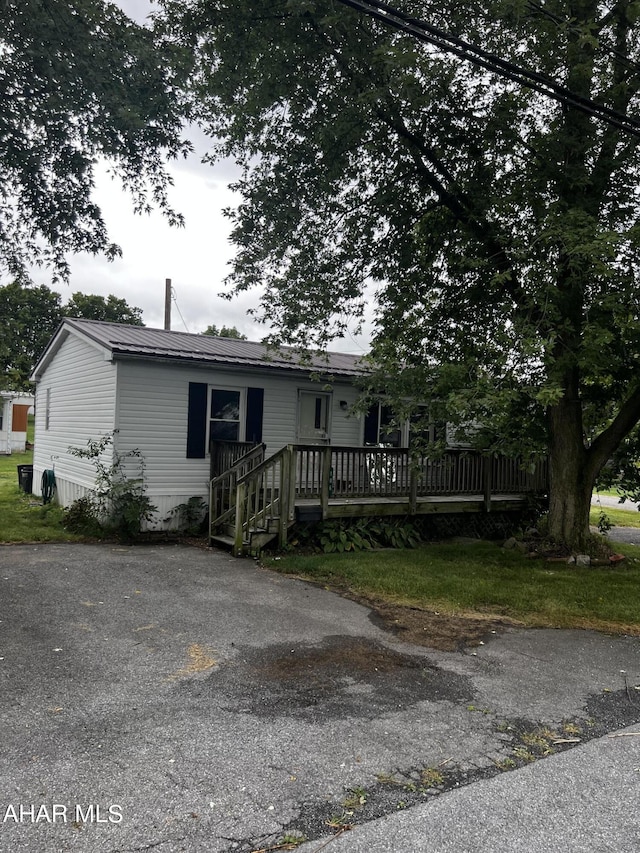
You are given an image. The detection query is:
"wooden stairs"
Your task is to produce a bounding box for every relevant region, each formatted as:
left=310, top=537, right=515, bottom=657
left=209, top=444, right=298, bottom=556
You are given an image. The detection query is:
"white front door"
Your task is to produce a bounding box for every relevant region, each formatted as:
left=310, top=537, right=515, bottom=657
left=297, top=391, right=331, bottom=444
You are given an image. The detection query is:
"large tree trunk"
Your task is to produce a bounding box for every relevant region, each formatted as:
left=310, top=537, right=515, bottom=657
left=547, top=393, right=593, bottom=552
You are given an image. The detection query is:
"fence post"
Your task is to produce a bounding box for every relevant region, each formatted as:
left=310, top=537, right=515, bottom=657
left=321, top=445, right=331, bottom=519
left=483, top=453, right=492, bottom=513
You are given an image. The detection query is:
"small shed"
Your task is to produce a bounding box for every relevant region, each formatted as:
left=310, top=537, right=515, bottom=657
left=0, top=391, right=34, bottom=454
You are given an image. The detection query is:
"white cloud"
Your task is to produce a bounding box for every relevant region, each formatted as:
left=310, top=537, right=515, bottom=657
left=60, top=150, right=264, bottom=338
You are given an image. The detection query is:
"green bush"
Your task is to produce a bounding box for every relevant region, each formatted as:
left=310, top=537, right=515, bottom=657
left=68, top=434, right=156, bottom=539
left=62, top=495, right=104, bottom=536
left=292, top=517, right=423, bottom=554
left=168, top=496, right=208, bottom=534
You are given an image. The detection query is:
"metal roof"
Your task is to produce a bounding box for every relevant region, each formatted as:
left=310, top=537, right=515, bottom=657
left=58, top=318, right=367, bottom=378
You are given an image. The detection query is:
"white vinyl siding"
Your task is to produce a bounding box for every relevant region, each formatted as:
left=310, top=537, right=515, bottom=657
left=32, top=332, right=117, bottom=504
left=113, top=360, right=363, bottom=523
left=32, top=334, right=364, bottom=528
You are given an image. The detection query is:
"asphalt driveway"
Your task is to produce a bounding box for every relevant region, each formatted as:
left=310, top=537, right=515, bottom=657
left=1, top=543, right=639, bottom=852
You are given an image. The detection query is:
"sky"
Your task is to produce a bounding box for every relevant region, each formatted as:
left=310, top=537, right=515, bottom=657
left=26, top=0, right=372, bottom=355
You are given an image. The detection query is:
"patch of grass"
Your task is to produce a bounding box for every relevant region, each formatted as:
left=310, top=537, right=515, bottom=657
left=520, top=728, right=557, bottom=755
left=589, top=505, right=640, bottom=529
left=593, top=488, right=625, bottom=499
left=341, top=786, right=367, bottom=810
left=263, top=540, right=640, bottom=634
left=420, top=767, right=444, bottom=788
left=0, top=446, right=81, bottom=543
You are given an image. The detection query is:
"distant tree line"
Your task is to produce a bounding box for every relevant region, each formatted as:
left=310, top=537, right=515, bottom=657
left=0, top=281, right=144, bottom=391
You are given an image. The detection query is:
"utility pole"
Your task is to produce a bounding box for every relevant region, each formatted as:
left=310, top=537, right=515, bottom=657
left=164, top=278, right=171, bottom=331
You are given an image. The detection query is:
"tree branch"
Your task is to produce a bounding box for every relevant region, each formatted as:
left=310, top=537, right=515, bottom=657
left=587, top=383, right=640, bottom=478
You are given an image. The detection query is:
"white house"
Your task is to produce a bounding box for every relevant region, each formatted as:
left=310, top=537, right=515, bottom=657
left=30, top=318, right=370, bottom=526
left=0, top=391, right=34, bottom=454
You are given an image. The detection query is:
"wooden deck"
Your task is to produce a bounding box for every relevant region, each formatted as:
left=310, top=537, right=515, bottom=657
left=295, top=493, right=533, bottom=521
left=209, top=444, right=548, bottom=556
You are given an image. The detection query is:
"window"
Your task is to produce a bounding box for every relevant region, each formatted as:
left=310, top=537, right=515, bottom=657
left=363, top=403, right=404, bottom=447
left=209, top=388, right=241, bottom=442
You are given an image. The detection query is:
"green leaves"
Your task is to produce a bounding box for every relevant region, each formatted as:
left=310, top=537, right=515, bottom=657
left=162, top=0, right=640, bottom=546
left=0, top=0, right=191, bottom=280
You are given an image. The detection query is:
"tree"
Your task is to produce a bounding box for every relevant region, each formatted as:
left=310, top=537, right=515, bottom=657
left=0, top=282, right=62, bottom=390
left=0, top=282, right=144, bottom=389
left=161, top=0, right=640, bottom=551
left=202, top=324, right=247, bottom=339
left=0, top=0, right=190, bottom=282
left=64, top=293, right=144, bottom=326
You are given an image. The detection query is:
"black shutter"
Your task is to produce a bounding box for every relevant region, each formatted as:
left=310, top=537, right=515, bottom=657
left=186, top=382, right=208, bottom=458
left=245, top=387, right=264, bottom=443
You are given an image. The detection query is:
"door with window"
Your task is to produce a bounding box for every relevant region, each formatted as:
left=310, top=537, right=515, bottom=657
left=297, top=391, right=331, bottom=444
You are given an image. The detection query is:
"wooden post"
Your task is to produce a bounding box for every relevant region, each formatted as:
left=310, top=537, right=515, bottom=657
left=321, top=445, right=331, bottom=520
left=209, top=476, right=214, bottom=543
left=409, top=463, right=417, bottom=515
left=288, top=446, right=297, bottom=523
left=233, top=481, right=246, bottom=556
left=279, top=446, right=290, bottom=549
left=483, top=453, right=492, bottom=513
left=164, top=278, right=172, bottom=330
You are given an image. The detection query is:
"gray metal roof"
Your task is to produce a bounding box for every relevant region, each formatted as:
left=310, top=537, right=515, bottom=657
left=58, top=318, right=367, bottom=378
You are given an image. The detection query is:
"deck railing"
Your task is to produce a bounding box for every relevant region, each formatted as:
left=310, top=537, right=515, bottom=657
left=214, top=444, right=549, bottom=554
left=295, top=446, right=547, bottom=502
left=210, top=439, right=262, bottom=478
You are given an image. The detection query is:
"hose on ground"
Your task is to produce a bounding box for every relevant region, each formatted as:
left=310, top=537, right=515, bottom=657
left=41, top=469, right=56, bottom=504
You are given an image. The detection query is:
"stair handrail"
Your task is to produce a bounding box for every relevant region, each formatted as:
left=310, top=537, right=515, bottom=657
left=234, top=445, right=295, bottom=555
left=209, top=443, right=266, bottom=538
left=210, top=442, right=265, bottom=490
left=235, top=444, right=289, bottom=488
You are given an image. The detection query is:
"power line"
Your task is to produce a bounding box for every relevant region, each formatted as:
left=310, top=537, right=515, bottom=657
left=526, top=0, right=640, bottom=78
left=334, top=0, right=640, bottom=138
left=171, top=286, right=189, bottom=332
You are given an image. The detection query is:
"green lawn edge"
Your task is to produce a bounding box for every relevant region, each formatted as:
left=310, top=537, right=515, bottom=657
left=263, top=539, right=640, bottom=635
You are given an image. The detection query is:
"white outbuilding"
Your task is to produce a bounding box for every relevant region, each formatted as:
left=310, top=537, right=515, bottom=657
left=0, top=391, right=34, bottom=455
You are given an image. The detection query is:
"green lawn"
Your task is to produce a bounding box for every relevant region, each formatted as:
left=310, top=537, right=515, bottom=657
left=3, top=420, right=640, bottom=634
left=264, top=540, right=640, bottom=635
left=590, top=505, right=640, bottom=529
left=0, top=426, right=81, bottom=542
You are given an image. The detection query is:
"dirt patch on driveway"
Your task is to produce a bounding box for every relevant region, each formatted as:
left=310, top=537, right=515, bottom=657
left=343, top=593, right=523, bottom=651
left=187, top=636, right=474, bottom=720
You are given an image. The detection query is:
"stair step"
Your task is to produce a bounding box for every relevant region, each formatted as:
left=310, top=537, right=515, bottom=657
left=209, top=534, right=238, bottom=550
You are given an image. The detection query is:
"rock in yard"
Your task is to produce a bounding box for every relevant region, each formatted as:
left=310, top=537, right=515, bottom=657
left=575, top=554, right=591, bottom=567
